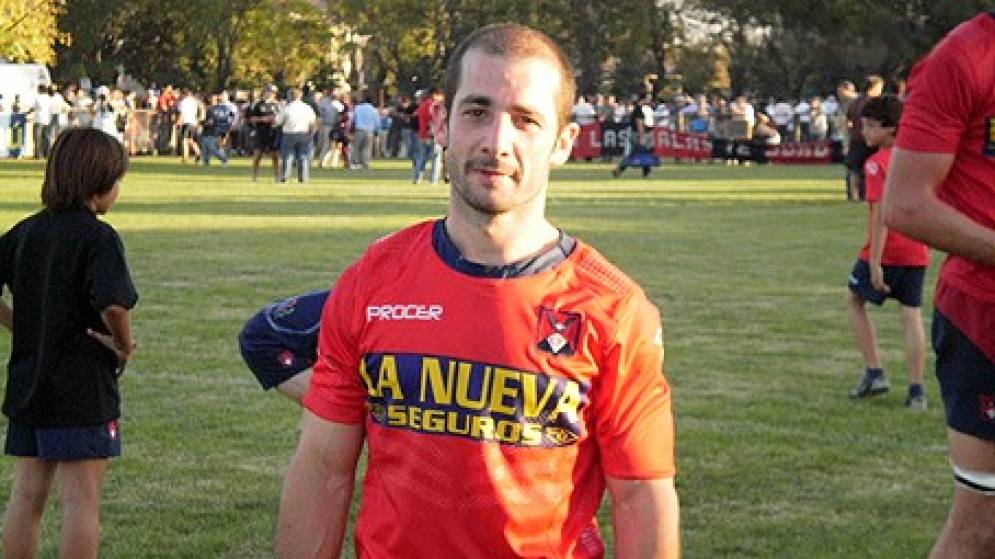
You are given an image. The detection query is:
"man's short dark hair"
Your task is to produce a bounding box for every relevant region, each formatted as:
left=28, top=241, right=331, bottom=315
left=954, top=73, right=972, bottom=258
left=444, top=24, right=577, bottom=128
left=860, top=94, right=903, bottom=129
left=41, top=128, right=128, bottom=212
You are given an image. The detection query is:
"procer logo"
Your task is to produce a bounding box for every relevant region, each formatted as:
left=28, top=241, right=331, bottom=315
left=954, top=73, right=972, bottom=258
left=367, top=304, right=444, bottom=322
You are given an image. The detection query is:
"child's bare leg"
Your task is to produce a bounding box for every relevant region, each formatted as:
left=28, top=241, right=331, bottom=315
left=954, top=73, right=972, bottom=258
left=3, top=457, right=57, bottom=559
left=58, top=459, right=108, bottom=559
left=901, top=306, right=926, bottom=386
left=847, top=291, right=881, bottom=368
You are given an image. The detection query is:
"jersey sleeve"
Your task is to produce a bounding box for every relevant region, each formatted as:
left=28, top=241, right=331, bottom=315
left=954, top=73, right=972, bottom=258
left=302, top=264, right=369, bottom=424
left=897, top=38, right=975, bottom=154
left=592, top=292, right=675, bottom=479
left=863, top=156, right=885, bottom=203
left=86, top=226, right=138, bottom=312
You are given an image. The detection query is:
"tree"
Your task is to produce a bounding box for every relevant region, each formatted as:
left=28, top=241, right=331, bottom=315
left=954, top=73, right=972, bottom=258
left=0, top=0, right=64, bottom=64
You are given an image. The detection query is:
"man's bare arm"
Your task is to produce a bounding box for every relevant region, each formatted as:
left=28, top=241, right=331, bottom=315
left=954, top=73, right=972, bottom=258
left=608, top=476, right=680, bottom=559
left=276, top=411, right=364, bottom=559
left=883, top=148, right=995, bottom=266
left=87, top=305, right=137, bottom=372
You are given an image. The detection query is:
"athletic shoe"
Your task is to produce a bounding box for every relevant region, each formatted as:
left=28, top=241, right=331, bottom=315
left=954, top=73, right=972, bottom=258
left=905, top=394, right=927, bottom=411
left=849, top=372, right=890, bottom=398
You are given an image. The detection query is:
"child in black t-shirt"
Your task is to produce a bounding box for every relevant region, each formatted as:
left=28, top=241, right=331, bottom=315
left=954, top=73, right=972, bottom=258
left=0, top=128, right=138, bottom=558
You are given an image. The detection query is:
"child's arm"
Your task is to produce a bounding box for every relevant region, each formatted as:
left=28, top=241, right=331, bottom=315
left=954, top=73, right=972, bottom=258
left=868, top=201, right=891, bottom=294
left=0, top=299, right=11, bottom=332
left=87, top=304, right=137, bottom=374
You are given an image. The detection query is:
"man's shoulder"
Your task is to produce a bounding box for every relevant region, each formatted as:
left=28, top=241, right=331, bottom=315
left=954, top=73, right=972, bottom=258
left=356, top=221, right=434, bottom=266
left=568, top=241, right=643, bottom=301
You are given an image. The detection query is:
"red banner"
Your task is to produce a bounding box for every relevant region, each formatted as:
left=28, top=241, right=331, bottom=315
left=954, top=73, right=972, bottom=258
left=570, top=122, right=836, bottom=164
left=652, top=129, right=712, bottom=160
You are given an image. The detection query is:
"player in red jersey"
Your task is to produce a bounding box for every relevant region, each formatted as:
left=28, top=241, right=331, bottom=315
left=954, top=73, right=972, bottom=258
left=276, top=24, right=679, bottom=559
left=883, top=12, right=995, bottom=559
left=845, top=95, right=929, bottom=408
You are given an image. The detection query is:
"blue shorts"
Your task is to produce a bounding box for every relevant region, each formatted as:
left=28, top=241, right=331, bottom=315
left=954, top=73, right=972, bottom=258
left=847, top=260, right=925, bottom=307
left=933, top=311, right=995, bottom=441
left=4, top=420, right=122, bottom=460
left=238, top=290, right=328, bottom=390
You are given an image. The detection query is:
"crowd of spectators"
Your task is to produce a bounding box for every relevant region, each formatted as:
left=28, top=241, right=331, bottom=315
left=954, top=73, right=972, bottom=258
left=0, top=74, right=896, bottom=186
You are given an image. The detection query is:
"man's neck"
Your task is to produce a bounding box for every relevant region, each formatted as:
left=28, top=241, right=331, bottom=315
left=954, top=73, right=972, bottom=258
left=444, top=207, right=559, bottom=266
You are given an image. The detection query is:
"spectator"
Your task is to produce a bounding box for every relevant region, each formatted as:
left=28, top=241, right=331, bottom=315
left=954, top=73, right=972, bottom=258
left=274, top=88, right=317, bottom=183
left=248, top=85, right=281, bottom=182
left=794, top=97, right=812, bottom=140
left=349, top=95, right=379, bottom=170
left=809, top=96, right=829, bottom=141
left=845, top=75, right=886, bottom=201
left=200, top=93, right=232, bottom=166
left=412, top=87, right=443, bottom=184
left=315, top=89, right=340, bottom=167
left=176, top=88, right=202, bottom=163
left=29, top=85, right=52, bottom=158
left=571, top=95, right=597, bottom=124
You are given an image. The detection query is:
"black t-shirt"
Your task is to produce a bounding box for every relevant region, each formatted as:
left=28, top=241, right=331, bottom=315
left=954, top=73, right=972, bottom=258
left=404, top=103, right=419, bottom=131
left=249, top=100, right=280, bottom=132
left=0, top=209, right=138, bottom=427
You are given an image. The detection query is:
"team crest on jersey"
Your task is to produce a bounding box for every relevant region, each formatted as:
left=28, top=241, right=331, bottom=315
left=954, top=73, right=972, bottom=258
left=985, top=117, right=995, bottom=157
left=981, top=395, right=995, bottom=422
left=536, top=308, right=582, bottom=356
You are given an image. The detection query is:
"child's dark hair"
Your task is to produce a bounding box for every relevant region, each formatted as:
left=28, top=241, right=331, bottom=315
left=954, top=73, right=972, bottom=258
left=41, top=128, right=128, bottom=212
left=860, top=95, right=904, bottom=129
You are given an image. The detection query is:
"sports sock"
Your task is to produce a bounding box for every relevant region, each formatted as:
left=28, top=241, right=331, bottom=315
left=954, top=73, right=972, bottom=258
left=908, top=383, right=924, bottom=397
left=865, top=367, right=884, bottom=379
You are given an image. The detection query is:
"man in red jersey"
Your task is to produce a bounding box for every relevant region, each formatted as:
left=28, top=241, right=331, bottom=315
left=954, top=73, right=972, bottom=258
left=276, top=24, right=679, bottom=559
left=883, top=12, right=995, bottom=559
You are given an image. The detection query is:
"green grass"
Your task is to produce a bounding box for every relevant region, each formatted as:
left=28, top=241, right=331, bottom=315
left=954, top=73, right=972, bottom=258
left=0, top=157, right=950, bottom=557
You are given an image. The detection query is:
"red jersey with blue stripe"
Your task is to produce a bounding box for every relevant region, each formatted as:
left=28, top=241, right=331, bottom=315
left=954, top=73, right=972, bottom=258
left=896, top=12, right=995, bottom=359
left=303, top=220, right=675, bottom=558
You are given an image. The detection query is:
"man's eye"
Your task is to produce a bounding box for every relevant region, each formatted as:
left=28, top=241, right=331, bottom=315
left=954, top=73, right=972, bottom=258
left=464, top=108, right=486, bottom=118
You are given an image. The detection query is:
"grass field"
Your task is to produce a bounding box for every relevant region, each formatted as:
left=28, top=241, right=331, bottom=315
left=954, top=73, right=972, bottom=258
left=0, top=157, right=952, bottom=557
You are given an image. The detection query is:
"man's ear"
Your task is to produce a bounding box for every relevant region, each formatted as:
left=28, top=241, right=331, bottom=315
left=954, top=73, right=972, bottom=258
left=549, top=122, right=580, bottom=166
left=431, top=102, right=449, bottom=149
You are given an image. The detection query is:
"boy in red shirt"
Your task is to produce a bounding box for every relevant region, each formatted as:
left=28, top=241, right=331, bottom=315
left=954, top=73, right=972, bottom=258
left=846, top=95, right=929, bottom=409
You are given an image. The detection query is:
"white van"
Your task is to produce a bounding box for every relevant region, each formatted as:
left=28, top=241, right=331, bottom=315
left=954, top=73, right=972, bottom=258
left=0, top=63, right=52, bottom=111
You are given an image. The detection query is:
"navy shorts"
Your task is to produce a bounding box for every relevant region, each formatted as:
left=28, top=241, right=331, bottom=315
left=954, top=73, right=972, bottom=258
left=847, top=260, right=925, bottom=307
left=5, top=420, right=121, bottom=460
left=238, top=290, right=328, bottom=390
left=933, top=311, right=995, bottom=441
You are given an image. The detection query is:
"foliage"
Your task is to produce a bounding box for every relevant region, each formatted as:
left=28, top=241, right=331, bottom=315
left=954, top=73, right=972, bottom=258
left=53, top=0, right=331, bottom=91
left=0, top=0, right=64, bottom=64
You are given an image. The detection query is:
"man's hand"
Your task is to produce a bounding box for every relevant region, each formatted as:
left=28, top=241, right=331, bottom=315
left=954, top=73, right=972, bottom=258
left=87, top=328, right=137, bottom=375
left=869, top=263, right=890, bottom=294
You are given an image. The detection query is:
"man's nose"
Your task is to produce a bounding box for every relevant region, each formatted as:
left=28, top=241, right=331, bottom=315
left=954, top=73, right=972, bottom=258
left=480, top=113, right=514, bottom=157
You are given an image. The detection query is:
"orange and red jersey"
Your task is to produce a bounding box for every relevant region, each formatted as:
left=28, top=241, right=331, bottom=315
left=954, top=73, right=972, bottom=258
left=303, top=220, right=675, bottom=558
left=896, top=12, right=995, bottom=360
left=858, top=147, right=930, bottom=266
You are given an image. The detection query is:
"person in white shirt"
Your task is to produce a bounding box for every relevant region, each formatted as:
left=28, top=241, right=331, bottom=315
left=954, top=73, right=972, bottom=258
left=49, top=85, right=69, bottom=146
left=30, top=86, right=52, bottom=158
left=273, top=88, right=317, bottom=183
left=570, top=95, right=597, bottom=125
left=771, top=99, right=794, bottom=139
left=177, top=89, right=202, bottom=162
left=809, top=96, right=829, bottom=141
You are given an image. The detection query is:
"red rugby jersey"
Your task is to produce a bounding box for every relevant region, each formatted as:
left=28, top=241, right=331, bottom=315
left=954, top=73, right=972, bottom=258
left=303, top=220, right=675, bottom=558
left=895, top=12, right=995, bottom=359
left=859, top=147, right=930, bottom=266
